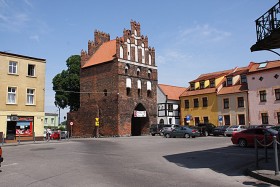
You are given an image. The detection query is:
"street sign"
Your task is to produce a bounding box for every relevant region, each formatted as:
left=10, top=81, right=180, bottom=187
left=95, top=122, right=99, bottom=127
left=218, top=115, right=223, bottom=122
left=70, top=122, right=74, bottom=126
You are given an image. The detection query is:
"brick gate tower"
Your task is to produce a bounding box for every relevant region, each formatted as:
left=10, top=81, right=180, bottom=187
left=68, top=21, right=157, bottom=137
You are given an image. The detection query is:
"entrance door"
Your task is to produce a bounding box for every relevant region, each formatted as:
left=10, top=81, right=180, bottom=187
left=131, top=103, right=149, bottom=136
left=7, top=121, right=16, bottom=140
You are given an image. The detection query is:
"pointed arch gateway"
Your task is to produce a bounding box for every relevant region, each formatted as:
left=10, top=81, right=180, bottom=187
left=131, top=103, right=149, bottom=136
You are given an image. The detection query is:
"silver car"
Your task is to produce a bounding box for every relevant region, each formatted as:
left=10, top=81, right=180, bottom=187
left=224, top=125, right=247, bottom=137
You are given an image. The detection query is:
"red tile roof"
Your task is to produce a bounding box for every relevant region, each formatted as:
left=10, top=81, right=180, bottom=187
left=158, top=84, right=186, bottom=100
left=180, top=87, right=216, bottom=97
left=218, top=84, right=248, bottom=95
left=82, top=40, right=116, bottom=68
left=190, top=69, right=233, bottom=83
left=248, top=60, right=280, bottom=73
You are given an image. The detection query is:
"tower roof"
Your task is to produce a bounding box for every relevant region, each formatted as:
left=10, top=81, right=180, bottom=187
left=82, top=40, right=116, bottom=68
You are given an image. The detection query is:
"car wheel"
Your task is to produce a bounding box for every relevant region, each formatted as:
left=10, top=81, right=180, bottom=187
left=204, top=131, right=209, bottom=136
left=185, top=134, right=190, bottom=138
left=151, top=134, right=155, bottom=136
left=238, top=139, right=247, bottom=147
left=165, top=133, right=170, bottom=138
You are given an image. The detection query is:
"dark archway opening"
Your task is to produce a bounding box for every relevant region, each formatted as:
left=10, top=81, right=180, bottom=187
left=131, top=103, right=149, bottom=136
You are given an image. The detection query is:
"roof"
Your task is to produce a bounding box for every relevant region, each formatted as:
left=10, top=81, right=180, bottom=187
left=190, top=69, right=233, bottom=83
left=180, top=87, right=217, bottom=97
left=227, top=66, right=249, bottom=77
left=0, top=51, right=46, bottom=61
left=218, top=84, right=248, bottom=95
left=82, top=40, right=116, bottom=68
left=158, top=84, right=186, bottom=100
left=248, top=60, right=280, bottom=73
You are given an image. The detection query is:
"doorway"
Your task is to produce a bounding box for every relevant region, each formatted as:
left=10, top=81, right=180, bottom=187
left=131, top=103, right=149, bottom=136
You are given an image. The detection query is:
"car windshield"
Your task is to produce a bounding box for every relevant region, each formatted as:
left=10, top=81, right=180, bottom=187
left=229, top=125, right=239, bottom=128
left=267, top=128, right=278, bottom=135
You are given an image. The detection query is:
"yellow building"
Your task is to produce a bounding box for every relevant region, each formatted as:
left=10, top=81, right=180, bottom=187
left=0, top=52, right=46, bottom=141
left=180, top=69, right=233, bottom=126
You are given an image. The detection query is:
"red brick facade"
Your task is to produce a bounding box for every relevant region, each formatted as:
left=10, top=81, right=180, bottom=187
left=68, top=21, right=157, bottom=137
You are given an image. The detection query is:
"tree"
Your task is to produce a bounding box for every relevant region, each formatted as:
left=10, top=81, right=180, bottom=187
left=52, top=55, right=80, bottom=111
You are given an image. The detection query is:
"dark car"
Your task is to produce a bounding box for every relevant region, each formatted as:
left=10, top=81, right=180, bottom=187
left=231, top=128, right=278, bottom=147
left=195, top=123, right=216, bottom=136
left=270, top=126, right=280, bottom=132
left=163, top=126, right=200, bottom=138
left=150, top=124, right=164, bottom=136
left=212, top=125, right=229, bottom=136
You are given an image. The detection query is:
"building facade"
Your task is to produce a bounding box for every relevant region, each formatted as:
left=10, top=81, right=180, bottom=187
left=217, top=67, right=249, bottom=126
left=247, top=60, right=280, bottom=125
left=157, top=84, right=185, bottom=125
left=0, top=52, right=46, bottom=141
left=44, top=113, right=59, bottom=128
left=180, top=69, right=232, bottom=126
left=68, top=21, right=157, bottom=137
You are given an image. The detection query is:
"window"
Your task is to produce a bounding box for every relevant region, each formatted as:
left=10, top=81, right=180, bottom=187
left=238, top=114, right=245, bottom=125
left=126, top=88, right=131, bottom=96
left=227, top=77, right=232, bottom=86
left=190, top=83, right=195, bottom=90
left=210, top=79, right=215, bottom=88
left=194, top=117, right=200, bottom=125
left=168, top=104, right=173, bottom=112
left=148, top=54, right=152, bottom=65
left=147, top=81, right=152, bottom=97
left=237, top=97, right=244, bottom=108
left=137, top=80, right=141, bottom=97
left=184, top=100, right=189, bottom=109
left=9, top=61, right=17, bottom=74
left=194, top=98, right=199, bottom=108
left=203, top=116, right=209, bottom=123
left=241, top=75, right=247, bottom=84
left=224, top=115, right=230, bottom=125
left=44, top=118, right=48, bottom=124
left=120, top=46, right=124, bottom=58
left=137, top=67, right=140, bottom=76
left=277, top=112, right=280, bottom=124
left=28, top=64, right=35, bottom=76
left=148, top=69, right=151, bottom=79
left=27, top=89, right=35, bottom=104
left=8, top=87, right=16, bottom=104
left=275, top=89, right=280, bottom=100
left=125, top=64, right=129, bottom=75
left=202, top=97, right=208, bottom=107
left=200, top=81, right=205, bottom=89
left=223, top=98, right=229, bottom=109
left=104, top=89, right=107, bottom=96
left=259, top=90, right=266, bottom=102
left=51, top=118, right=55, bottom=124
left=261, top=113, right=268, bottom=124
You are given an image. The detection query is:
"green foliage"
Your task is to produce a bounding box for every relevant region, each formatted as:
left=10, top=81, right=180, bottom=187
left=52, top=55, right=81, bottom=111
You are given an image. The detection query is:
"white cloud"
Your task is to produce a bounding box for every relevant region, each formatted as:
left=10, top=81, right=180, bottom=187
left=178, top=24, right=231, bottom=44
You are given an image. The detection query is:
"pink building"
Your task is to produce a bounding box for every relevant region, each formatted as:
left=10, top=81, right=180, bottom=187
left=247, top=60, right=280, bottom=125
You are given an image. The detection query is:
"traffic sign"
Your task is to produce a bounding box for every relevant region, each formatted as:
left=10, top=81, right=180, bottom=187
left=70, top=121, right=74, bottom=126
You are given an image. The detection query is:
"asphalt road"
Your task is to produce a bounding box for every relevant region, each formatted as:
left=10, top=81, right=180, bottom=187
left=0, top=136, right=276, bottom=187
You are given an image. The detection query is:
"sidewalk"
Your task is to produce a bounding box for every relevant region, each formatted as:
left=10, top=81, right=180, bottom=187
left=246, top=158, right=280, bottom=186
left=1, top=139, right=70, bottom=147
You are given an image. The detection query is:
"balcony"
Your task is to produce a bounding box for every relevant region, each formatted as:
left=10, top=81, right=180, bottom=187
left=251, top=1, right=280, bottom=52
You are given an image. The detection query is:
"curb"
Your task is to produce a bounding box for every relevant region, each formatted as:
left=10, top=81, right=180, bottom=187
left=244, top=168, right=280, bottom=186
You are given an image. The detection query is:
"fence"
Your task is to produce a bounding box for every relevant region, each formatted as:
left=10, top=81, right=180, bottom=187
left=255, top=135, right=279, bottom=175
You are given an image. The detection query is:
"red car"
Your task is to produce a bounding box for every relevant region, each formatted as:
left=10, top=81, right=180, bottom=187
left=50, top=132, right=60, bottom=140
left=231, top=128, right=278, bottom=147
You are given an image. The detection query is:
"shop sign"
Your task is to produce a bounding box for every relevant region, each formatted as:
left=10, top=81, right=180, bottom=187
left=134, top=110, right=146, bottom=117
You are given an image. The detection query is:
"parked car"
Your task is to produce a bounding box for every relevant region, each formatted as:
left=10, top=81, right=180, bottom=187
left=224, top=125, right=247, bottom=137
left=149, top=124, right=164, bottom=136
left=231, top=128, right=278, bottom=147
left=60, top=131, right=68, bottom=139
left=195, top=123, right=216, bottom=136
left=163, top=126, right=200, bottom=138
left=270, top=125, right=280, bottom=132
left=0, top=146, right=3, bottom=167
left=257, top=124, right=274, bottom=128
left=212, top=125, right=229, bottom=136
left=50, top=131, right=60, bottom=140
left=161, top=124, right=180, bottom=133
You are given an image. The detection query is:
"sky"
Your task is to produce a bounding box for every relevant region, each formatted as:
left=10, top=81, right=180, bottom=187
left=1, top=0, right=279, bottom=122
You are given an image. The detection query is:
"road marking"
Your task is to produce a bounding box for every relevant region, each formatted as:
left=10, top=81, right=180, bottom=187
left=2, top=163, right=18, bottom=167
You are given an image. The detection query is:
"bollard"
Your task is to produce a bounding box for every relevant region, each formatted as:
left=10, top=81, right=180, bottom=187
left=265, top=134, right=268, bottom=163
left=255, top=136, right=259, bottom=169
left=18, top=133, right=20, bottom=145
left=33, top=132, right=35, bottom=143
left=274, top=136, right=279, bottom=175
left=2, top=133, right=4, bottom=146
